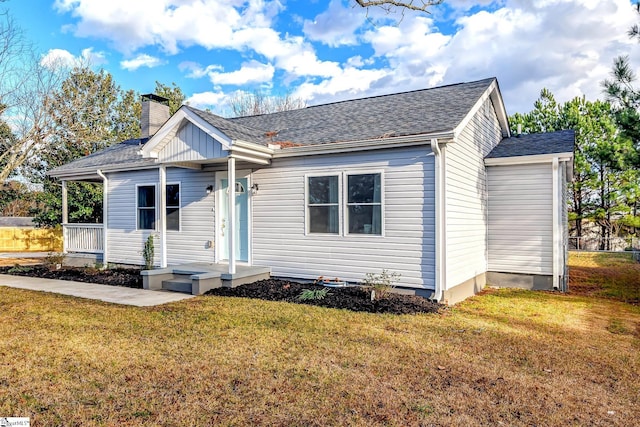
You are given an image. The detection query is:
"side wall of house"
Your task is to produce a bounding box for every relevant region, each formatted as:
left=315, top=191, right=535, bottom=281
left=106, top=168, right=215, bottom=266
left=251, top=146, right=436, bottom=291
left=486, top=163, right=553, bottom=275
left=444, top=98, right=503, bottom=289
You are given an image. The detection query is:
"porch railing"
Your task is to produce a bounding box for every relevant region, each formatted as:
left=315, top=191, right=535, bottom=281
left=63, top=223, right=104, bottom=253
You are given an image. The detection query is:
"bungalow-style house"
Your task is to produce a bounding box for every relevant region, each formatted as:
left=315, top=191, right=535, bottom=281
left=49, top=78, right=574, bottom=304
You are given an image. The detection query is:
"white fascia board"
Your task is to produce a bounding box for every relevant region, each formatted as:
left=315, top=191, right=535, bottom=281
left=453, top=79, right=511, bottom=139
left=230, top=144, right=273, bottom=160
left=233, top=139, right=274, bottom=155
left=141, top=106, right=233, bottom=158
left=272, top=132, right=454, bottom=158
left=484, top=152, right=573, bottom=166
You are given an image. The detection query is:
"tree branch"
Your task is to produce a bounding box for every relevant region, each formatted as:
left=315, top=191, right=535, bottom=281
left=354, top=0, right=443, bottom=13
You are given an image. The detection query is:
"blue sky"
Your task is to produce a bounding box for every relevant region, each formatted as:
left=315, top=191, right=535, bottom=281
left=7, top=0, right=640, bottom=116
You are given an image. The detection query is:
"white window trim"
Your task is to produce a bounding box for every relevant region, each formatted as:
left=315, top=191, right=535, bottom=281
left=304, top=173, right=342, bottom=236
left=165, top=181, right=182, bottom=232
left=344, top=170, right=385, bottom=237
left=135, top=183, right=158, bottom=231
left=304, top=171, right=385, bottom=237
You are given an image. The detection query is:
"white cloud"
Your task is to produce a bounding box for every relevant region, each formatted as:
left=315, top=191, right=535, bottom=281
left=40, top=47, right=107, bottom=69
left=303, top=0, right=362, bottom=47
left=354, top=0, right=640, bottom=113
left=185, top=90, right=232, bottom=115
left=207, top=60, right=275, bottom=85
left=120, top=54, right=165, bottom=71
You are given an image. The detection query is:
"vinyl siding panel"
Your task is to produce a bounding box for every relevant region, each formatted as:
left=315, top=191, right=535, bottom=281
left=445, top=98, right=502, bottom=288
left=158, top=122, right=224, bottom=163
left=165, top=169, right=215, bottom=265
left=487, top=163, right=553, bottom=275
left=252, top=146, right=436, bottom=290
left=106, top=169, right=161, bottom=266
left=106, top=168, right=216, bottom=266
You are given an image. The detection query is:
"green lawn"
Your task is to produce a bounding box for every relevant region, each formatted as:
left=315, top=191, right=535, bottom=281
left=0, top=254, right=638, bottom=426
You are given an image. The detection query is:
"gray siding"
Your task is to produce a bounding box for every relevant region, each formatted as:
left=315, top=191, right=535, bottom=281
left=166, top=168, right=216, bottom=265
left=252, top=146, right=436, bottom=290
left=106, top=168, right=215, bottom=266
left=107, top=169, right=161, bottom=266
left=445, top=98, right=502, bottom=288
left=487, top=163, right=553, bottom=275
left=158, top=122, right=224, bottom=163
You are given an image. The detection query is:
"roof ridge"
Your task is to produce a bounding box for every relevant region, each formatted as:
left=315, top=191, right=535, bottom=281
left=227, top=77, right=497, bottom=119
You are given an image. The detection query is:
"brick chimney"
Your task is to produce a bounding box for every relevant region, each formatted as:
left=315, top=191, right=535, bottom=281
left=141, top=94, right=170, bottom=138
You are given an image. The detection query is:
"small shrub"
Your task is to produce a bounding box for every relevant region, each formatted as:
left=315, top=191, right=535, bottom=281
left=298, top=288, right=330, bottom=301
left=362, top=269, right=401, bottom=300
left=142, top=235, right=155, bottom=270
left=43, top=252, right=66, bottom=270
left=8, top=264, right=32, bottom=274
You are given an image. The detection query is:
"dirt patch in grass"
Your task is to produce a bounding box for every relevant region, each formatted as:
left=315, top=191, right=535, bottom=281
left=568, top=252, right=640, bottom=304
left=207, top=279, right=441, bottom=314
left=0, top=264, right=143, bottom=288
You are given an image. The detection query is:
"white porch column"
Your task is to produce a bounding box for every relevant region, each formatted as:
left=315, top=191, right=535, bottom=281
left=552, top=158, right=560, bottom=290
left=228, top=156, right=236, bottom=275
left=96, top=170, right=108, bottom=268
left=61, top=180, right=68, bottom=253
left=159, top=166, right=167, bottom=268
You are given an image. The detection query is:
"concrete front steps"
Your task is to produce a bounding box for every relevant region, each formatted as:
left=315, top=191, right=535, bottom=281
left=141, top=263, right=271, bottom=295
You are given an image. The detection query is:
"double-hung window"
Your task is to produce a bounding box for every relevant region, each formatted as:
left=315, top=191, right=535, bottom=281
left=307, top=175, right=340, bottom=234
left=306, top=172, right=383, bottom=235
left=137, top=185, right=156, bottom=230
left=166, top=183, right=180, bottom=231
left=346, top=173, right=382, bottom=235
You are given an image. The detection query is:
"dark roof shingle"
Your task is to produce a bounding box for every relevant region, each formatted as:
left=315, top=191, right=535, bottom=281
left=487, top=130, right=575, bottom=159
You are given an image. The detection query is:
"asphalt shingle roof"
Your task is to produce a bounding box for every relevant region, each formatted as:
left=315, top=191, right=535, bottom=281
left=50, top=78, right=498, bottom=176
left=228, top=78, right=497, bottom=145
left=487, top=130, right=575, bottom=159
left=49, top=139, right=156, bottom=176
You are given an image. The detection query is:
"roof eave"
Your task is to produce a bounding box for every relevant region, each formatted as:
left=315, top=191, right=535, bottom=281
left=272, top=132, right=455, bottom=158
left=453, top=79, right=511, bottom=139
left=484, top=152, right=574, bottom=166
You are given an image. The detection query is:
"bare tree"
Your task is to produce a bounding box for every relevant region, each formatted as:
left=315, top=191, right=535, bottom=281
left=0, top=8, right=68, bottom=184
left=227, top=90, right=307, bottom=117
left=355, top=0, right=443, bottom=13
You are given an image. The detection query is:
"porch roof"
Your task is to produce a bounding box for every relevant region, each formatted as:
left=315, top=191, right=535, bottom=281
left=48, top=139, right=156, bottom=180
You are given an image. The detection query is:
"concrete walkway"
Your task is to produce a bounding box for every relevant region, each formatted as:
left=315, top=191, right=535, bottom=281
left=0, top=274, right=194, bottom=307
left=0, top=252, right=50, bottom=258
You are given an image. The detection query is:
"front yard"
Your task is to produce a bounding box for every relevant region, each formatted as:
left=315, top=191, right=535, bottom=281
left=0, top=252, right=638, bottom=425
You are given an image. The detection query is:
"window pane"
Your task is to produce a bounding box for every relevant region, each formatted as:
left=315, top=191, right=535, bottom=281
left=348, top=205, right=382, bottom=235
left=309, top=206, right=339, bottom=234
left=308, top=176, right=338, bottom=204
left=166, top=184, right=179, bottom=206
left=348, top=174, right=381, bottom=204
left=138, top=186, right=155, bottom=208
left=166, top=207, right=179, bottom=231
left=138, top=209, right=156, bottom=230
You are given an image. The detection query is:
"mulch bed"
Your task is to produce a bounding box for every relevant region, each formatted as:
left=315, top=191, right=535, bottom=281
left=0, top=264, right=440, bottom=314
left=0, top=265, right=143, bottom=288
left=207, top=279, right=441, bottom=314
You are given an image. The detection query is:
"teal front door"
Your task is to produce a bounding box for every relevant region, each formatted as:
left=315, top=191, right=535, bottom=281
left=219, top=178, right=249, bottom=262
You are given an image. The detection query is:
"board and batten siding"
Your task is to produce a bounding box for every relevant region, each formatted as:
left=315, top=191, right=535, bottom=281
left=106, top=168, right=215, bottom=266
left=158, top=122, right=224, bottom=163
left=487, top=163, right=553, bottom=275
left=251, top=146, right=436, bottom=290
left=445, top=98, right=503, bottom=288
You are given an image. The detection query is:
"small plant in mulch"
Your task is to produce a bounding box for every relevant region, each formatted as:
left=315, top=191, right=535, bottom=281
left=43, top=252, right=66, bottom=270
left=297, top=288, right=331, bottom=301
left=361, top=269, right=401, bottom=300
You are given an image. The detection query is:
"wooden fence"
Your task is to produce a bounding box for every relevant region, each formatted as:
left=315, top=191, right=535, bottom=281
left=0, top=227, right=63, bottom=252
